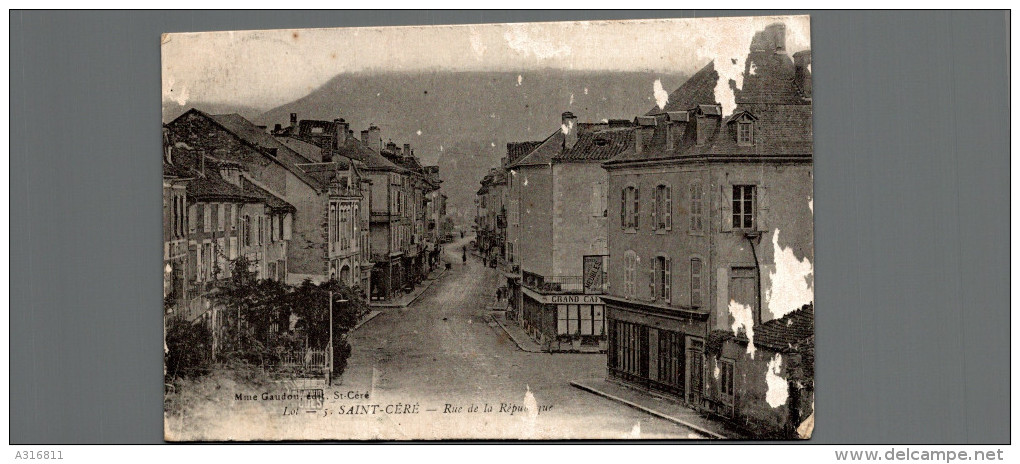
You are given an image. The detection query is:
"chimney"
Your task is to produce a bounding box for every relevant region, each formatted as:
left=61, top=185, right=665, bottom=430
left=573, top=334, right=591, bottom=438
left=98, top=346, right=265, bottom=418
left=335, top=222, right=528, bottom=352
left=403, top=144, right=412, bottom=158
left=368, top=126, right=382, bottom=152
left=794, top=50, right=812, bottom=98
left=561, top=111, right=578, bottom=149
left=333, top=118, right=349, bottom=149
left=273, top=123, right=282, bottom=133
left=289, top=113, right=298, bottom=131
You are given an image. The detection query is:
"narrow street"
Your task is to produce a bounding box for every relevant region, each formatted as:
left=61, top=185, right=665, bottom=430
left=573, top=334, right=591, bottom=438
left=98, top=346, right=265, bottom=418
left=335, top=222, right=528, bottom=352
left=332, top=234, right=701, bottom=439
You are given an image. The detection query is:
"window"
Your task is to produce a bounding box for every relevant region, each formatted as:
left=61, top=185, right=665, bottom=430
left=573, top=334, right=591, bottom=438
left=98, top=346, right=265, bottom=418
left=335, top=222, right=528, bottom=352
left=217, top=203, right=225, bottom=232
left=623, top=250, right=638, bottom=298
left=203, top=204, right=211, bottom=233
left=732, top=185, right=756, bottom=229
left=691, top=258, right=703, bottom=307
left=257, top=216, right=264, bottom=246
left=230, top=204, right=237, bottom=231
left=243, top=215, right=251, bottom=247
left=737, top=121, right=753, bottom=146
left=188, top=204, right=197, bottom=234
left=329, top=203, right=337, bottom=251
left=653, top=184, right=672, bottom=230
left=720, top=359, right=735, bottom=404
left=621, top=186, right=639, bottom=229
left=689, top=183, right=704, bottom=233
left=651, top=255, right=671, bottom=302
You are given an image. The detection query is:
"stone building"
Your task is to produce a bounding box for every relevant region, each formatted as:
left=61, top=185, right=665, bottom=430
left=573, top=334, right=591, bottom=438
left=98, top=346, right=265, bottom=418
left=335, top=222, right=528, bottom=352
left=600, top=24, right=814, bottom=437
left=166, top=110, right=328, bottom=284
left=502, top=112, right=636, bottom=352
left=162, top=127, right=192, bottom=317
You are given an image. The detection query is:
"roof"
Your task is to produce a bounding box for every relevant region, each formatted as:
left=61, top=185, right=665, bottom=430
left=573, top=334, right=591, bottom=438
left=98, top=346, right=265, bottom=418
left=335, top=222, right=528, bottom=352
left=240, top=176, right=296, bottom=212
left=709, top=303, right=814, bottom=378
left=163, top=160, right=192, bottom=179
left=186, top=170, right=262, bottom=203
left=607, top=48, right=812, bottom=166
left=276, top=136, right=325, bottom=163
left=646, top=60, right=720, bottom=115
left=554, top=125, right=636, bottom=162
left=333, top=136, right=405, bottom=173
left=507, top=131, right=561, bottom=167
left=170, top=109, right=326, bottom=190
left=506, top=141, right=543, bottom=165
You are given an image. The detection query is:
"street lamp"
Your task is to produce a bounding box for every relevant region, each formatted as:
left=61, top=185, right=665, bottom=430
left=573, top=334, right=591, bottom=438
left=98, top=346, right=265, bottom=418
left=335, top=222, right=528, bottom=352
left=327, top=289, right=349, bottom=386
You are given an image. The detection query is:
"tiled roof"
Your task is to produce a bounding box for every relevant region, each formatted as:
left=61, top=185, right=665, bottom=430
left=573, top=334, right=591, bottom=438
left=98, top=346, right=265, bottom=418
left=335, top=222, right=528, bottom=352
left=507, top=141, right=543, bottom=165
left=186, top=170, right=262, bottom=203
left=507, top=132, right=560, bottom=168
left=554, top=125, right=636, bottom=162
left=194, top=112, right=325, bottom=189
left=755, top=303, right=814, bottom=353
left=163, top=160, right=192, bottom=179
left=608, top=48, right=812, bottom=166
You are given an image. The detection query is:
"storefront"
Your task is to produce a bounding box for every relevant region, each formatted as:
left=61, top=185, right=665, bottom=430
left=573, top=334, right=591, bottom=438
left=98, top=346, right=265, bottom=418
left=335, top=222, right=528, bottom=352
left=520, top=287, right=607, bottom=352
left=603, top=296, right=710, bottom=407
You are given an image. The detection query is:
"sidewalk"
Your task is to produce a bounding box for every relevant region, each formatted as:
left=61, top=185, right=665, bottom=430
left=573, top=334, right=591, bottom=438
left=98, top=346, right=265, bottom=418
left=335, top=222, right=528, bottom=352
left=349, top=310, right=382, bottom=333
left=570, top=378, right=746, bottom=439
left=368, top=267, right=447, bottom=309
left=488, top=311, right=544, bottom=353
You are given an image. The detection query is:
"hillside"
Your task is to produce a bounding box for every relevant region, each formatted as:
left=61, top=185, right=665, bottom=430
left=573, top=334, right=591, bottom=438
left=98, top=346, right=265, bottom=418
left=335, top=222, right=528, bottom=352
left=254, top=69, right=690, bottom=226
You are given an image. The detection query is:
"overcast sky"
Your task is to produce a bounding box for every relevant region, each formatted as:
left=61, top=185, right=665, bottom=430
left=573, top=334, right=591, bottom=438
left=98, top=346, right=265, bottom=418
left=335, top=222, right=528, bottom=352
left=162, top=15, right=810, bottom=111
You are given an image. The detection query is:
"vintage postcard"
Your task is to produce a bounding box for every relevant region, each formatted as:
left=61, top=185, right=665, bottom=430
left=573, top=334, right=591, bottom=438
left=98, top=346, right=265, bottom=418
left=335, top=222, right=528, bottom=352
left=162, top=15, right=814, bottom=441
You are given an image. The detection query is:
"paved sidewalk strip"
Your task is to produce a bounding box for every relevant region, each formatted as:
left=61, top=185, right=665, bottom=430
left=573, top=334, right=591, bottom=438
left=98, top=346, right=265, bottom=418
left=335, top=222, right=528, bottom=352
left=368, top=268, right=448, bottom=308
left=488, top=312, right=544, bottom=353
left=350, top=310, right=382, bottom=334
left=570, top=378, right=746, bottom=439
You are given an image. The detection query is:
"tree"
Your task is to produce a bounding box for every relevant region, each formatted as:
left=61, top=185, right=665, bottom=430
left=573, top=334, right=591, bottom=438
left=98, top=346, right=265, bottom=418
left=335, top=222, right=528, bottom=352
left=289, top=278, right=367, bottom=376
left=209, top=256, right=294, bottom=359
left=165, top=314, right=212, bottom=380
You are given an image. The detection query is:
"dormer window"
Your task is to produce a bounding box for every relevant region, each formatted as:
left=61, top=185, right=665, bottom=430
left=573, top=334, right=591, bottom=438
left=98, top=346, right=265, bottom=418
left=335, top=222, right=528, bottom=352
left=729, top=110, right=758, bottom=146
left=737, top=121, right=753, bottom=146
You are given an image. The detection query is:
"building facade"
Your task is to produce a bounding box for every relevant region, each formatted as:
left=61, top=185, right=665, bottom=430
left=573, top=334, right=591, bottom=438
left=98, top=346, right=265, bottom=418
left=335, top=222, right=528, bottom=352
left=501, top=112, right=635, bottom=352
left=601, top=26, right=814, bottom=437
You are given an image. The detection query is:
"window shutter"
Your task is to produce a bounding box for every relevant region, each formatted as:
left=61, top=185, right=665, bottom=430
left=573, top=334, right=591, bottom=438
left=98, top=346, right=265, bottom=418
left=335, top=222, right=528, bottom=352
left=756, top=184, right=770, bottom=232
left=664, top=258, right=672, bottom=303
left=633, top=187, right=640, bottom=229
left=188, top=205, right=197, bottom=233
left=650, top=187, right=657, bottom=230
left=196, top=245, right=203, bottom=281
left=649, top=260, right=655, bottom=299
left=620, top=188, right=627, bottom=228
left=665, top=186, right=673, bottom=230
left=721, top=185, right=733, bottom=232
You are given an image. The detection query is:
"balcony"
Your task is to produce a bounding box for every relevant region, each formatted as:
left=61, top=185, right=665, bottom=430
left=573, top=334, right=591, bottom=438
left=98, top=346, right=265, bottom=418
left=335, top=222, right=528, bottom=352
left=521, top=271, right=587, bottom=293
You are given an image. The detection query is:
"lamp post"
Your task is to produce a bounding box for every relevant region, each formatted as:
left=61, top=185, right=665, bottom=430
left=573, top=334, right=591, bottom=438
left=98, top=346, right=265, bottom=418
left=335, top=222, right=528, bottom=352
left=327, top=289, right=348, bottom=386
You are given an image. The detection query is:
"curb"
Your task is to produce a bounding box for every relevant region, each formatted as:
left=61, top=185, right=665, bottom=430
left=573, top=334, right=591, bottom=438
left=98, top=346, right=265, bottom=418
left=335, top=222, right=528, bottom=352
left=368, top=268, right=448, bottom=309
left=487, top=314, right=544, bottom=353
left=349, top=310, right=382, bottom=334
left=569, top=381, right=730, bottom=439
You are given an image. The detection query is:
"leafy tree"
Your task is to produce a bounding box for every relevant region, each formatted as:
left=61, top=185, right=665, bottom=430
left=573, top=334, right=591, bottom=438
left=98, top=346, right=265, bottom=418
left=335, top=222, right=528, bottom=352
left=164, top=314, right=212, bottom=380
left=289, top=279, right=367, bottom=376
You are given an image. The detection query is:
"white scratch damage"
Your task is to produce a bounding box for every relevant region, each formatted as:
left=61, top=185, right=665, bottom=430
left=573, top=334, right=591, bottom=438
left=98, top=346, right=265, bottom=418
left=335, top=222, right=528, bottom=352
left=503, top=25, right=571, bottom=60
left=517, top=74, right=523, bottom=86
left=765, top=229, right=814, bottom=320
left=652, top=79, right=669, bottom=109
left=729, top=300, right=756, bottom=358
left=560, top=119, right=574, bottom=135
left=765, top=353, right=788, bottom=408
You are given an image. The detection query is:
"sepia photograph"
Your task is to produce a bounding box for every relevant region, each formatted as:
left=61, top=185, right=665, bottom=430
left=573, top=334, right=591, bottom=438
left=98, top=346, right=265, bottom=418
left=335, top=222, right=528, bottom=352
left=161, top=15, right=815, bottom=441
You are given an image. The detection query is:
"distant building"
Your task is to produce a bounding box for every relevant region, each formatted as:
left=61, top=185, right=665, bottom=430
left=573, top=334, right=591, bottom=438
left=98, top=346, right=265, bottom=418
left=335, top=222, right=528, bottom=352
left=502, top=113, right=635, bottom=352
left=601, top=25, right=814, bottom=437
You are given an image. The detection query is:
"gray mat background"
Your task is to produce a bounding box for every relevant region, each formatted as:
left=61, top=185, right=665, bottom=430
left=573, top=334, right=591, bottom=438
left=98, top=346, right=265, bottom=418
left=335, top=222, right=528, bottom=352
left=9, top=10, right=1010, bottom=444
